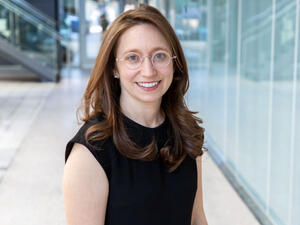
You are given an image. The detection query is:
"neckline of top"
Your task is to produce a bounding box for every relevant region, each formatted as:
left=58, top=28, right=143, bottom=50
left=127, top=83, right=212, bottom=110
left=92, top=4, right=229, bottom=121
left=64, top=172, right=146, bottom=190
left=122, top=113, right=168, bottom=131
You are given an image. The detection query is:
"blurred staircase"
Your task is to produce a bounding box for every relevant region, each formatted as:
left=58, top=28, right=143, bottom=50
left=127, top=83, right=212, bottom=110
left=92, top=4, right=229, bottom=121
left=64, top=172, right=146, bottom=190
left=0, top=0, right=69, bottom=81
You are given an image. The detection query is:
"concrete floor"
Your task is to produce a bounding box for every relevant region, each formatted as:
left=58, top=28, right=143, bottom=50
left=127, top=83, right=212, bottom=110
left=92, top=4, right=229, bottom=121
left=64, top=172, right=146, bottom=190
left=0, top=68, right=260, bottom=225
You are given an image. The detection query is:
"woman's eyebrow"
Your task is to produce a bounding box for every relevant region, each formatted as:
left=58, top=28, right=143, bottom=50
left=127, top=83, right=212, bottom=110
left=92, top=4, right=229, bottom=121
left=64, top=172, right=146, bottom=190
left=120, top=47, right=171, bottom=55
left=151, top=47, right=170, bottom=52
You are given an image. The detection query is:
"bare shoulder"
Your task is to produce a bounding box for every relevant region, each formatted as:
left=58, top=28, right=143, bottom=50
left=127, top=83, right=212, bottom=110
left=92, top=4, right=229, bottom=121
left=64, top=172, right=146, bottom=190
left=63, top=143, right=109, bottom=225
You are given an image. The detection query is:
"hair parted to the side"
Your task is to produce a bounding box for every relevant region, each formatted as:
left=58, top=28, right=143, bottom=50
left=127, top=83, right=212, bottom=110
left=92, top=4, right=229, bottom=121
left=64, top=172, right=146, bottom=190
left=78, top=4, right=205, bottom=172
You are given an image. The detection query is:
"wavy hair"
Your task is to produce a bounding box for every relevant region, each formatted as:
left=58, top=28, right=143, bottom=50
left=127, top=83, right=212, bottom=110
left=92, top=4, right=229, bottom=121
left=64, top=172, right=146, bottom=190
left=79, top=4, right=205, bottom=172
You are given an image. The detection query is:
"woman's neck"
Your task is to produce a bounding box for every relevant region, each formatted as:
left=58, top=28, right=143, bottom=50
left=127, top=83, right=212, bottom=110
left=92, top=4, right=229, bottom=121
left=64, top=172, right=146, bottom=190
left=120, top=97, right=165, bottom=128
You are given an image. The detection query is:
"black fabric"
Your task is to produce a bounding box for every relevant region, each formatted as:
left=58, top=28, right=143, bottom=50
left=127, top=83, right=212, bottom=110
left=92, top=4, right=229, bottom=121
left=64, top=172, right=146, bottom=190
left=65, top=114, right=198, bottom=225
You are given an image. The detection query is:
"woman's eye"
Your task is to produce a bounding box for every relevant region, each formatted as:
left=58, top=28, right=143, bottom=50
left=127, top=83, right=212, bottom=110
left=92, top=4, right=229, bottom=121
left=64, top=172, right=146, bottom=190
left=126, top=54, right=139, bottom=62
left=154, top=52, right=166, bottom=61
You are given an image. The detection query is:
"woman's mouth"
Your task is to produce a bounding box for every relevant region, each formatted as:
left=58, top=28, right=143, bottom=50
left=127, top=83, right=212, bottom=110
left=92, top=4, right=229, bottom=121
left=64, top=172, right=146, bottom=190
left=136, top=81, right=161, bottom=91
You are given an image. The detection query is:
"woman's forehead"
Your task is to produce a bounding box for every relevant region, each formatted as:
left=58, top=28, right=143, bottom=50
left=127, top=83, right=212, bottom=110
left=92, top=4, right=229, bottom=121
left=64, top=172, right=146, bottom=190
left=116, top=24, right=171, bottom=55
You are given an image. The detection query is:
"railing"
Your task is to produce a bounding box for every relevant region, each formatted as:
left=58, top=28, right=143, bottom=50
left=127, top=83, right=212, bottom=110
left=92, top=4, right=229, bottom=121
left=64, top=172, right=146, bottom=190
left=9, top=0, right=55, bottom=27
left=0, top=0, right=72, bottom=81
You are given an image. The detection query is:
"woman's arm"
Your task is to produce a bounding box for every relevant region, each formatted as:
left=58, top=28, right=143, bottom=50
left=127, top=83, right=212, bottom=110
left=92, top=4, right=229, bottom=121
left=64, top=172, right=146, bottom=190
left=191, top=156, right=208, bottom=225
left=63, top=143, right=109, bottom=225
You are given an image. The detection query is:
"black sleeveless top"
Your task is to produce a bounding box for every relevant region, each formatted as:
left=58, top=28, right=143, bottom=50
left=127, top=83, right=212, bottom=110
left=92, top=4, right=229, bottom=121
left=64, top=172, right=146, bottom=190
left=65, top=115, right=197, bottom=225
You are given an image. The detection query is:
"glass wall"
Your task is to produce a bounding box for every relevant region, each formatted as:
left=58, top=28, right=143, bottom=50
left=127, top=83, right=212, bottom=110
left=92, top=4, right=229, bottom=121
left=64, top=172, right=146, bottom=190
left=198, top=0, right=299, bottom=225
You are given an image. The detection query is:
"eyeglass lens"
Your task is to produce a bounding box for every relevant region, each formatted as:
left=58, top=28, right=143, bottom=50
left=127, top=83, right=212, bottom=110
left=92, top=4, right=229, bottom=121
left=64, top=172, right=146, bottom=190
left=123, top=51, right=172, bottom=69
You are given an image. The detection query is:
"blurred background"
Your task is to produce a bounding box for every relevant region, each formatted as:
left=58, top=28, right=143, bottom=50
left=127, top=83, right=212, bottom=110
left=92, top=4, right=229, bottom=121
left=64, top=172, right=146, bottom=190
left=0, top=0, right=299, bottom=225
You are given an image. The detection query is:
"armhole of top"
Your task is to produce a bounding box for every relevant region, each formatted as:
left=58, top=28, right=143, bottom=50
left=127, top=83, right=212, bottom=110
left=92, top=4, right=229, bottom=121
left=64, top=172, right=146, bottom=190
left=65, top=121, right=111, bottom=178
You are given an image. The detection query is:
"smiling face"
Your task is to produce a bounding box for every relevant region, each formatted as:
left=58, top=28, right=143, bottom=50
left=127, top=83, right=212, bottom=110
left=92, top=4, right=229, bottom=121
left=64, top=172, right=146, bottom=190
left=114, top=23, right=174, bottom=110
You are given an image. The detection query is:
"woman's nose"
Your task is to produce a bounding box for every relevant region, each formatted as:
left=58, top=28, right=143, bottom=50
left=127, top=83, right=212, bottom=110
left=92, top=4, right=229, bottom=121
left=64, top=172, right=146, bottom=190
left=140, top=56, right=156, bottom=77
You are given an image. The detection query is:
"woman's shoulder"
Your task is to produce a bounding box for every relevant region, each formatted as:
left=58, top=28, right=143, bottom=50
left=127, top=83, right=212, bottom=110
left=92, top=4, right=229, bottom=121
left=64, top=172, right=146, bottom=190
left=63, top=142, right=109, bottom=222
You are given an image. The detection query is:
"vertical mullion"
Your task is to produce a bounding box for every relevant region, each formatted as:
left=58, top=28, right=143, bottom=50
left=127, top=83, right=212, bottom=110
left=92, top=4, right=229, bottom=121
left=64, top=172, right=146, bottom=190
left=266, top=0, right=276, bottom=216
left=224, top=0, right=230, bottom=157
left=235, top=0, right=242, bottom=173
left=288, top=0, right=299, bottom=224
left=207, top=0, right=212, bottom=72
left=79, top=0, right=86, bottom=68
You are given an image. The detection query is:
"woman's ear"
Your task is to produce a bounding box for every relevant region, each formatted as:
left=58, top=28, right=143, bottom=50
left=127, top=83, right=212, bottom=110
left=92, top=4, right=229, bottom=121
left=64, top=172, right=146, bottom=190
left=113, top=69, right=119, bottom=79
left=113, top=70, right=120, bottom=79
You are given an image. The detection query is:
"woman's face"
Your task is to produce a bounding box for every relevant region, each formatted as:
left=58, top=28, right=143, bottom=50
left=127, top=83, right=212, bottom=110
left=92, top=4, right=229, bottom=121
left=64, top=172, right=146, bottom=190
left=114, top=23, right=174, bottom=108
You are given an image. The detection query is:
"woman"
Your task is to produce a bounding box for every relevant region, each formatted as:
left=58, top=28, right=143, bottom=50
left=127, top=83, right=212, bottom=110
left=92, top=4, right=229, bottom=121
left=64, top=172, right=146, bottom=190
left=63, top=4, right=207, bottom=225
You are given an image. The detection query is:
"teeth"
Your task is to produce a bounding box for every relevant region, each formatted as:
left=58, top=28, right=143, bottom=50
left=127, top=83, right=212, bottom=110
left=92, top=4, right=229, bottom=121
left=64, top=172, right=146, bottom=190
left=137, top=81, right=159, bottom=88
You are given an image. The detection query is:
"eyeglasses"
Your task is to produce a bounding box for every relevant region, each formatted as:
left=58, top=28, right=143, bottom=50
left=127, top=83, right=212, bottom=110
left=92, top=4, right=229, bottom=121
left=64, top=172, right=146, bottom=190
left=116, top=50, right=176, bottom=70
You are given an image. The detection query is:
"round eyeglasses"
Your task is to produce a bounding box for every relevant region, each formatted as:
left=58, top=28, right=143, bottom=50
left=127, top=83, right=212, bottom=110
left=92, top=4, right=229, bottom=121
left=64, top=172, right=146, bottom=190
left=116, top=51, right=176, bottom=70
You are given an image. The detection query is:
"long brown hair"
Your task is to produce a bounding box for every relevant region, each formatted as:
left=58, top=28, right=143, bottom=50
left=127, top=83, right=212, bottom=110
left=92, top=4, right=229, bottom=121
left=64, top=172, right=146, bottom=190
left=79, top=4, right=205, bottom=172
